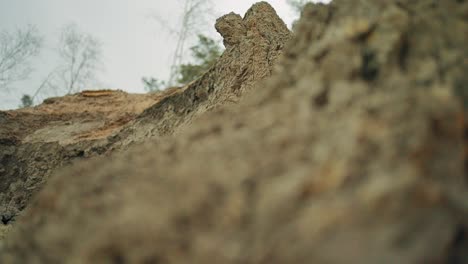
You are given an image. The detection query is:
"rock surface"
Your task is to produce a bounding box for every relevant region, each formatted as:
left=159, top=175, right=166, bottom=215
left=113, top=2, right=291, bottom=149
left=1, top=0, right=468, bottom=263
left=0, top=90, right=167, bottom=227
left=0, top=1, right=291, bottom=230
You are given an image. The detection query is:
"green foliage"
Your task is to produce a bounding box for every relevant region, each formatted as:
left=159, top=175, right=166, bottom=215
left=142, top=77, right=166, bottom=92
left=177, top=34, right=222, bottom=84
left=142, top=34, right=222, bottom=92
left=20, top=94, right=33, bottom=108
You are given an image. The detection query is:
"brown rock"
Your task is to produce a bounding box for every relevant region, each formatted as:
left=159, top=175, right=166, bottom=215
left=113, top=2, right=290, bottom=148
left=216, top=13, right=246, bottom=48
left=0, top=1, right=291, bottom=240
left=0, top=90, right=163, bottom=226
left=1, top=0, right=467, bottom=263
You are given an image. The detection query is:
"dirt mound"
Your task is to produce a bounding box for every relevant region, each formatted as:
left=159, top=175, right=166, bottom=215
left=0, top=2, right=291, bottom=239
left=1, top=0, right=466, bottom=263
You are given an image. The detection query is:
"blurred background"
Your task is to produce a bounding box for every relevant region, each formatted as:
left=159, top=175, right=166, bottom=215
left=0, top=0, right=330, bottom=109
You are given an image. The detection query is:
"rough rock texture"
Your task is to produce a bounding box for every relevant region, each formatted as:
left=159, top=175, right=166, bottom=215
left=1, top=0, right=468, bottom=263
left=0, top=2, right=290, bottom=238
left=112, top=3, right=291, bottom=149
left=0, top=90, right=166, bottom=227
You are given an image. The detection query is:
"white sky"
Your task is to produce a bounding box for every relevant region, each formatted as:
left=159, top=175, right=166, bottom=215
left=0, top=0, right=329, bottom=110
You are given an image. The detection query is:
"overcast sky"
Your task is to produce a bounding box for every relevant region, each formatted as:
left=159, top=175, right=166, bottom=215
left=0, top=0, right=329, bottom=110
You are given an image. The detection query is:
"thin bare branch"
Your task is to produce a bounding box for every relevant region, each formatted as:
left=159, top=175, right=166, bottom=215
left=0, top=25, right=42, bottom=91
left=48, top=23, right=103, bottom=95
left=150, top=0, right=214, bottom=86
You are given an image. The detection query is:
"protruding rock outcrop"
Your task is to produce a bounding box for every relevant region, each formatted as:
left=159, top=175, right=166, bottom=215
left=113, top=2, right=291, bottom=148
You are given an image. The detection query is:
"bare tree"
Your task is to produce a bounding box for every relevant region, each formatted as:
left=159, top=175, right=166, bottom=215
left=29, top=24, right=102, bottom=104
left=0, top=25, right=42, bottom=91
left=31, top=68, right=60, bottom=103
left=151, top=0, right=214, bottom=86
left=55, top=23, right=102, bottom=94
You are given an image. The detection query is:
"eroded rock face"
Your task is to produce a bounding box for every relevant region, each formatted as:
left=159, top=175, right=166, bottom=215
left=0, top=91, right=164, bottom=226
left=0, top=2, right=291, bottom=239
left=1, top=0, right=467, bottom=263
left=216, top=13, right=246, bottom=48
left=112, top=2, right=291, bottom=148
